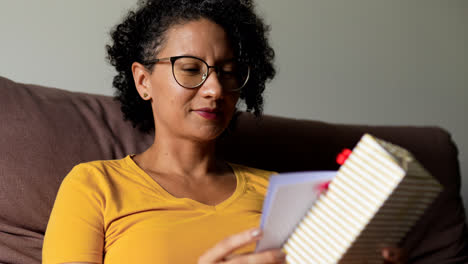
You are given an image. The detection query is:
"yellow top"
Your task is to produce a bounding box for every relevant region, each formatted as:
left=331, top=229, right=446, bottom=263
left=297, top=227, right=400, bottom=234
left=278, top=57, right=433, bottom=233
left=42, top=155, right=274, bottom=264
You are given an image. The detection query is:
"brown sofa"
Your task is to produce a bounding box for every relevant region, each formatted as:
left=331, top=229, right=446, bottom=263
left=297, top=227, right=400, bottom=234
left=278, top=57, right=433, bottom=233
left=1, top=75, right=467, bottom=263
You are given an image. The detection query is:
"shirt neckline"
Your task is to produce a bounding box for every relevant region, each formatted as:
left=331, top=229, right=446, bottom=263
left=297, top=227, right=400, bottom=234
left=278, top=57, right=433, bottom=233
left=124, top=155, right=246, bottom=211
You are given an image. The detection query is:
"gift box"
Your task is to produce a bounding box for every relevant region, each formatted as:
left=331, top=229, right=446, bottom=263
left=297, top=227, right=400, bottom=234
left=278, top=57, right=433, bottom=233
left=283, top=134, right=443, bottom=264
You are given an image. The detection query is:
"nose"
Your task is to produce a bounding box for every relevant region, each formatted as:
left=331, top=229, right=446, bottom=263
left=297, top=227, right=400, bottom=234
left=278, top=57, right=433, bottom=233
left=199, top=68, right=223, bottom=99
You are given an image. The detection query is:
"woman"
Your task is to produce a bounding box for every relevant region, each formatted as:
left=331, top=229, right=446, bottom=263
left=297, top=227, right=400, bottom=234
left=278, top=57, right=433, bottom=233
left=43, top=0, right=405, bottom=263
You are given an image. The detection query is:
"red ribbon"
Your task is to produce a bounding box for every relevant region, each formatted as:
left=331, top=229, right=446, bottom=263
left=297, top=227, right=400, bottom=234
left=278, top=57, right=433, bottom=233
left=316, top=149, right=353, bottom=196
left=336, top=148, right=352, bottom=165
left=317, top=181, right=331, bottom=196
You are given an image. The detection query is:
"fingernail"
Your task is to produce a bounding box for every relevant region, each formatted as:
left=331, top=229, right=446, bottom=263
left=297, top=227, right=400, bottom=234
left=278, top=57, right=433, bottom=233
left=382, top=249, right=389, bottom=258
left=251, top=228, right=262, bottom=238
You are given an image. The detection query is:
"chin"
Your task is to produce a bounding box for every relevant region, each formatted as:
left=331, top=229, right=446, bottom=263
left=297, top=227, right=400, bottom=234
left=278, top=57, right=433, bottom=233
left=190, top=125, right=228, bottom=142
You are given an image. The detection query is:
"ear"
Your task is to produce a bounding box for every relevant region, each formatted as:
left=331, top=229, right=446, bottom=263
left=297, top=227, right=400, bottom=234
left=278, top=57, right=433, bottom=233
left=132, top=62, right=152, bottom=100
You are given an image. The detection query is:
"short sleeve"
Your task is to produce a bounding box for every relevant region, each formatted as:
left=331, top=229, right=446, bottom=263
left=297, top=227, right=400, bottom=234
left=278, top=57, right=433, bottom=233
left=43, top=165, right=105, bottom=264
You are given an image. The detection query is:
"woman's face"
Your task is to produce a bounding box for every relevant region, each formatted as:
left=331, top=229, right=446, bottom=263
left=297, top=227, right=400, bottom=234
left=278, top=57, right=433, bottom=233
left=140, top=18, right=240, bottom=142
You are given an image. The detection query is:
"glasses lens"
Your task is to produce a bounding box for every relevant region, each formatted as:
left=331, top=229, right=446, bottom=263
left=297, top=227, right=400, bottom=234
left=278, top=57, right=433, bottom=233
left=173, top=57, right=249, bottom=90
left=217, top=61, right=249, bottom=91
left=173, top=57, right=207, bottom=88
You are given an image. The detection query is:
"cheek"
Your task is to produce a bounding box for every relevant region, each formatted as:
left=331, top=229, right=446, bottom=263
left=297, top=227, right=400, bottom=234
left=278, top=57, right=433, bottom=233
left=150, top=82, right=189, bottom=122
left=150, top=69, right=189, bottom=104
left=220, top=94, right=240, bottom=125
left=154, top=92, right=190, bottom=119
left=226, top=94, right=240, bottom=111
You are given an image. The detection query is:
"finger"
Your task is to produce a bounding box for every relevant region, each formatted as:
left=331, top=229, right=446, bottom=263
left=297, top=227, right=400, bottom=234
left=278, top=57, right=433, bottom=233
left=224, top=249, right=286, bottom=264
left=198, top=227, right=262, bottom=263
left=222, top=252, right=247, bottom=261
left=382, top=247, right=407, bottom=264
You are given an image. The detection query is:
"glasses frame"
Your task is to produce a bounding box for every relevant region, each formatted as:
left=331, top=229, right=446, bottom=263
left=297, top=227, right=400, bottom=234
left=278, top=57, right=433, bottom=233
left=142, top=55, right=250, bottom=91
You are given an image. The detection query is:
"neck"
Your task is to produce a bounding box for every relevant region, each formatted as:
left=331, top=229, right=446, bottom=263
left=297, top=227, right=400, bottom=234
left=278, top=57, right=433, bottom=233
left=139, top=131, right=222, bottom=179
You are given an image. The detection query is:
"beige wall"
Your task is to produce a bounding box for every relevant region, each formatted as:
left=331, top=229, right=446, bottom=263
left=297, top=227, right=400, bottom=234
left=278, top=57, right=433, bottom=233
left=256, top=0, right=468, bottom=214
left=1, top=0, right=467, bottom=213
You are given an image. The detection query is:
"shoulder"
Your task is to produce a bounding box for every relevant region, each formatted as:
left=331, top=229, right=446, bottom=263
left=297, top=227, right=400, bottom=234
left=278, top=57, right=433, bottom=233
left=54, top=157, right=133, bottom=212
left=229, top=163, right=277, bottom=196
left=229, top=162, right=277, bottom=186
left=62, top=156, right=131, bottom=189
left=229, top=163, right=276, bottom=178
left=71, top=156, right=128, bottom=172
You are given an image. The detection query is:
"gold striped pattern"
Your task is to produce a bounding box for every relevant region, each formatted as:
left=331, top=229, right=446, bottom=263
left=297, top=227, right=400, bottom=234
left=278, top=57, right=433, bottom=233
left=283, top=134, right=442, bottom=264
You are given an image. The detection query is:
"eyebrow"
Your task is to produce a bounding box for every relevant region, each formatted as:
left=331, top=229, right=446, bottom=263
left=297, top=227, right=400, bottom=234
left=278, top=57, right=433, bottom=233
left=179, top=54, right=236, bottom=64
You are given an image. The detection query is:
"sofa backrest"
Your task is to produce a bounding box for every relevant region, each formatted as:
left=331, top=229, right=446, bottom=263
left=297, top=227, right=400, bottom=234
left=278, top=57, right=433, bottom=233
left=1, top=76, right=467, bottom=263
left=0, top=76, right=153, bottom=263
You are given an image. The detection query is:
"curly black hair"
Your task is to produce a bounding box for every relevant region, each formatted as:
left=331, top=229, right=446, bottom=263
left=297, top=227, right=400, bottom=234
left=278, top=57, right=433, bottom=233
left=106, top=0, right=276, bottom=133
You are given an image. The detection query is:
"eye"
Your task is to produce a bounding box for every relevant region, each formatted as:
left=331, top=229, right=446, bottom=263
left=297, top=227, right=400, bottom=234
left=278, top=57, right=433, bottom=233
left=178, top=64, right=204, bottom=76
left=222, top=63, right=235, bottom=72
left=220, top=71, right=236, bottom=78
left=218, top=63, right=235, bottom=75
left=181, top=64, right=202, bottom=72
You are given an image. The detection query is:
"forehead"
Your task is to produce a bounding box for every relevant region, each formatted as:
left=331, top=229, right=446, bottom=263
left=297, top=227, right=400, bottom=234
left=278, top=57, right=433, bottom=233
left=158, top=18, right=234, bottom=60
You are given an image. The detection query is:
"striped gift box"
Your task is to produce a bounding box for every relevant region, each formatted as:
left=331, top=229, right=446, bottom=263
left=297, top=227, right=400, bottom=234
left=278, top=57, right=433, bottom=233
left=283, top=133, right=443, bottom=264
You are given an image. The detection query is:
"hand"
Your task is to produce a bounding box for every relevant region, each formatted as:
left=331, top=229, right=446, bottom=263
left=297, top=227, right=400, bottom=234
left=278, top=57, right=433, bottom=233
left=381, top=247, right=408, bottom=264
left=198, top=228, right=286, bottom=264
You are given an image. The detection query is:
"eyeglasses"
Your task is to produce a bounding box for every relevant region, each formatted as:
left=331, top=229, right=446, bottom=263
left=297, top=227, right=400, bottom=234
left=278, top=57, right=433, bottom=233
left=142, top=55, right=250, bottom=92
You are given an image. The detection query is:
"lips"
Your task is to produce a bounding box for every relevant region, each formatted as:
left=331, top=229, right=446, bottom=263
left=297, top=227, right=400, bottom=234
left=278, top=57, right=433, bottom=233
left=193, top=107, right=222, bottom=120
